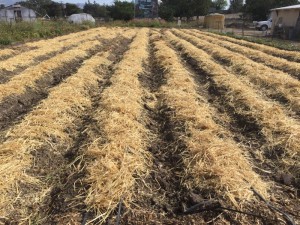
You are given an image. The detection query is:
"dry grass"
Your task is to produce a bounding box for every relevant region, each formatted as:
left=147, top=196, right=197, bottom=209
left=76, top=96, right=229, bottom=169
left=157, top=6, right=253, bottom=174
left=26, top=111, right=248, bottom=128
left=164, top=31, right=300, bottom=176
left=189, top=29, right=300, bottom=79
left=84, top=28, right=151, bottom=223
left=0, top=32, right=125, bottom=221
left=152, top=34, right=268, bottom=208
left=201, top=30, right=300, bottom=63
left=173, top=29, right=300, bottom=114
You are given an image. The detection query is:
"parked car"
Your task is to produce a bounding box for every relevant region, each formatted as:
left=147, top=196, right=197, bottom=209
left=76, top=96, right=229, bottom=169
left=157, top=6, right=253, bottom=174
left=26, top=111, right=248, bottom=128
left=255, top=18, right=272, bottom=31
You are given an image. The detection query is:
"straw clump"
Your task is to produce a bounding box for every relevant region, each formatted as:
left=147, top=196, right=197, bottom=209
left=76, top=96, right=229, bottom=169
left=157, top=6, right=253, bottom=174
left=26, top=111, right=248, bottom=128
left=153, top=36, right=269, bottom=208
left=84, top=28, right=151, bottom=223
left=173, top=29, right=300, bottom=113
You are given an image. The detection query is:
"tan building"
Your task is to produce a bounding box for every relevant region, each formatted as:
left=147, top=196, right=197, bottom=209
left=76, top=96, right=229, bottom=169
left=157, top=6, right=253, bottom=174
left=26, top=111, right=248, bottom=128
left=271, top=4, right=300, bottom=39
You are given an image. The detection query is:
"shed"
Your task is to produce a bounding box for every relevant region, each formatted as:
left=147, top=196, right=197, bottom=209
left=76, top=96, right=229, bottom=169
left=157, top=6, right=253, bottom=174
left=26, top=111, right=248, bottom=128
left=204, top=13, right=225, bottom=30
left=67, top=13, right=95, bottom=24
left=0, top=4, right=36, bottom=23
left=271, top=4, right=300, bottom=39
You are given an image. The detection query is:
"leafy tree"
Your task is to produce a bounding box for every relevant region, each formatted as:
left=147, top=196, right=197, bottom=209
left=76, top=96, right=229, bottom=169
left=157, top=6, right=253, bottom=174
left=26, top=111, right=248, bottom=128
left=65, top=3, right=82, bottom=16
left=211, top=0, right=228, bottom=10
left=0, top=4, right=5, bottom=9
left=229, top=0, right=243, bottom=13
left=245, top=0, right=299, bottom=20
left=84, top=1, right=108, bottom=18
left=108, top=1, right=134, bottom=21
left=21, top=0, right=52, bottom=15
left=158, top=4, right=175, bottom=21
left=159, top=0, right=212, bottom=20
left=44, top=2, right=63, bottom=17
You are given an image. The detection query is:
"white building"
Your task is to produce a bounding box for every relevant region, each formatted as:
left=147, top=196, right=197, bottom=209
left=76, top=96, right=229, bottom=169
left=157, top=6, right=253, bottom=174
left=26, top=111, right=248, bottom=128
left=271, top=4, right=300, bottom=39
left=0, top=4, right=36, bottom=23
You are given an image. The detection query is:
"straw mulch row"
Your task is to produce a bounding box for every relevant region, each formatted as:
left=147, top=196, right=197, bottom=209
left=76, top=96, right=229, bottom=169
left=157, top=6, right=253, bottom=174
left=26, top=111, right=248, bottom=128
left=201, top=30, right=300, bottom=63
left=173, top=29, right=300, bottom=114
left=153, top=35, right=268, bottom=208
left=82, top=28, right=151, bottom=223
left=0, top=29, right=134, bottom=224
left=188, top=29, right=300, bottom=79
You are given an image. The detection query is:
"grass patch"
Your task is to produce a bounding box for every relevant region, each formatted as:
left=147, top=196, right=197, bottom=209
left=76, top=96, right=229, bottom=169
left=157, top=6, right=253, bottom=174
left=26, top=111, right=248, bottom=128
left=0, top=20, right=95, bottom=46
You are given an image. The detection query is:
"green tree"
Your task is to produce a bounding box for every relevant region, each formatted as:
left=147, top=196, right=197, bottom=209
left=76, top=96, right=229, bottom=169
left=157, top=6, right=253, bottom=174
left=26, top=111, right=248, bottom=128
left=21, top=0, right=52, bottom=15
left=158, top=4, right=175, bottom=21
left=65, top=3, right=82, bottom=16
left=0, top=4, right=5, bottom=9
left=211, top=0, right=228, bottom=10
left=108, top=1, right=134, bottom=21
left=159, top=0, right=212, bottom=20
left=229, top=0, right=243, bottom=12
left=84, top=1, right=108, bottom=18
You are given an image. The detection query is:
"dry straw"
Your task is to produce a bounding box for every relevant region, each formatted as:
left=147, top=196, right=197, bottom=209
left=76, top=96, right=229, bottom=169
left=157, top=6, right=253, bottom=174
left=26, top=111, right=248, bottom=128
left=0, top=29, right=127, bottom=221
left=201, top=30, right=300, bottom=63
left=0, top=49, right=16, bottom=59
left=84, top=28, right=151, bottom=223
left=0, top=38, right=102, bottom=103
left=0, top=28, right=104, bottom=72
left=173, top=29, right=300, bottom=113
left=153, top=35, right=268, bottom=208
left=165, top=31, right=300, bottom=175
left=190, top=29, right=300, bottom=79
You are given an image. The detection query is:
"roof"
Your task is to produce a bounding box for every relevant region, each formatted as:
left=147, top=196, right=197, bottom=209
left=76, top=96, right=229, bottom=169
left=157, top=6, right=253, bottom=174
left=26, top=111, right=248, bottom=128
left=271, top=4, right=300, bottom=11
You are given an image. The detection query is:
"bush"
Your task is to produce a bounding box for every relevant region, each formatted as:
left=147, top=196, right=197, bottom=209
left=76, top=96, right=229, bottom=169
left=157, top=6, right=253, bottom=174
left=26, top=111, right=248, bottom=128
left=0, top=20, right=94, bottom=46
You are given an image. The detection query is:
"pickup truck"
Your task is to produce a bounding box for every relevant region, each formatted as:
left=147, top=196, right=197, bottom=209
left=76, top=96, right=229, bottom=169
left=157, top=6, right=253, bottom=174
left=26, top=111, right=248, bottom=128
left=255, top=18, right=272, bottom=31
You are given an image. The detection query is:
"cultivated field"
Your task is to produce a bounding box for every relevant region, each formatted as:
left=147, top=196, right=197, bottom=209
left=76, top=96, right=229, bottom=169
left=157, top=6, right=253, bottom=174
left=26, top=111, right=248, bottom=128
left=0, top=27, right=299, bottom=224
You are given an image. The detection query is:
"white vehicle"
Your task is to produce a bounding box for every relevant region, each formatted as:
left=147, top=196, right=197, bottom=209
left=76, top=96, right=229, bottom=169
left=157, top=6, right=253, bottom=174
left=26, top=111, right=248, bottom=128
left=255, top=18, right=272, bottom=31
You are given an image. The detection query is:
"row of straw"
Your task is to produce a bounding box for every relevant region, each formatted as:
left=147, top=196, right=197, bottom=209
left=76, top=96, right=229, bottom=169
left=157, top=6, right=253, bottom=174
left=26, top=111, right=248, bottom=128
left=152, top=33, right=268, bottom=208
left=189, top=29, right=300, bottom=79
left=83, top=28, right=151, bottom=223
left=201, top=30, right=300, bottom=63
left=0, top=32, right=115, bottom=104
left=173, top=29, right=300, bottom=114
left=0, top=28, right=110, bottom=72
left=165, top=31, right=300, bottom=175
left=0, top=29, right=133, bottom=222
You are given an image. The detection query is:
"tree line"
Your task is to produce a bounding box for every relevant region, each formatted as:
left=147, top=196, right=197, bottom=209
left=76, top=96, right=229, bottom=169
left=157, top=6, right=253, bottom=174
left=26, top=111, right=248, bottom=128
left=10, top=0, right=300, bottom=21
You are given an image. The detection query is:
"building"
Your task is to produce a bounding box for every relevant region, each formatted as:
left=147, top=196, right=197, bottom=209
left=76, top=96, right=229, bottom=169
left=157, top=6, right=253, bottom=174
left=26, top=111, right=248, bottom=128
left=134, top=0, right=158, bottom=18
left=0, top=4, right=36, bottom=23
left=271, top=4, right=300, bottom=39
left=67, top=13, right=95, bottom=24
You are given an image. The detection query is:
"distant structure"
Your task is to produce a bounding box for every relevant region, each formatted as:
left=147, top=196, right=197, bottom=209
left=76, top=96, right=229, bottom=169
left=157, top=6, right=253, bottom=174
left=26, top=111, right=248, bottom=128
left=204, top=13, right=225, bottom=30
left=0, top=4, right=36, bottom=23
left=67, top=13, right=95, bottom=24
left=271, top=4, right=300, bottom=39
left=134, top=0, right=158, bottom=18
